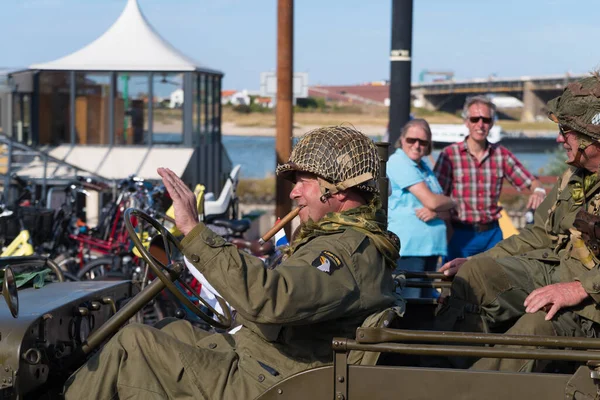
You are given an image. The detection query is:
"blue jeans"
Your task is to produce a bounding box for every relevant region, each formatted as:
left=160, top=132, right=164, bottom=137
left=395, top=256, right=440, bottom=299
left=446, top=222, right=503, bottom=262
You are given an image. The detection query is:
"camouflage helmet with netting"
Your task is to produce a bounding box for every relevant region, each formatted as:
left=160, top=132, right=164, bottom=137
left=547, top=74, right=600, bottom=141
left=276, top=126, right=380, bottom=195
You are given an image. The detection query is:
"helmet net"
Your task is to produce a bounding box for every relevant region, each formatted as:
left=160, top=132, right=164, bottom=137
left=276, top=126, right=380, bottom=194
left=547, top=74, right=600, bottom=141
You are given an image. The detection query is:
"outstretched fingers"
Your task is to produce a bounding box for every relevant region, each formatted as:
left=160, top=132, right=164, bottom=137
left=158, top=168, right=185, bottom=199
left=157, top=167, right=199, bottom=236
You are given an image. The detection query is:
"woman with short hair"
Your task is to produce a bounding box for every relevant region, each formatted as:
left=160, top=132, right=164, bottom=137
left=387, top=119, right=455, bottom=298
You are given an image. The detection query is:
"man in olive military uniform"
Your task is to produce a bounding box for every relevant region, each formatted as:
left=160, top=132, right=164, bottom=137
left=64, top=126, right=400, bottom=399
left=434, top=74, right=600, bottom=372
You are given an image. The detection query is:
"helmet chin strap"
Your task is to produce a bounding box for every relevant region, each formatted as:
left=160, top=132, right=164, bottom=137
left=319, top=192, right=331, bottom=203
left=570, top=147, right=586, bottom=167
left=567, top=135, right=593, bottom=168
left=317, top=173, right=374, bottom=203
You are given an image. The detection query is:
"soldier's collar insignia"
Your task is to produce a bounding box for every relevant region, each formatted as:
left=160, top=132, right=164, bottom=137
left=311, top=250, right=342, bottom=274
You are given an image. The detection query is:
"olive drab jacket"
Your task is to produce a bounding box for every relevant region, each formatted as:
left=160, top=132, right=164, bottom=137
left=180, top=222, right=397, bottom=396
left=479, top=167, right=600, bottom=324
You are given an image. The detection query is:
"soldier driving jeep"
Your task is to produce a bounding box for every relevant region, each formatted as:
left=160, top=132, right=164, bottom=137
left=434, top=73, right=600, bottom=372
left=63, top=126, right=402, bottom=399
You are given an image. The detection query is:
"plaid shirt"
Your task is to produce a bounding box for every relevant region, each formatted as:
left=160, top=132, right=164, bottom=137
left=434, top=140, right=535, bottom=224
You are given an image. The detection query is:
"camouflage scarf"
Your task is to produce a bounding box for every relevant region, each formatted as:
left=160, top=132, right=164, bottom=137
left=287, top=196, right=400, bottom=269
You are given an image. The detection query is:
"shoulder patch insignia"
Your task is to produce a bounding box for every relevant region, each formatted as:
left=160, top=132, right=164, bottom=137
left=592, top=113, right=600, bottom=126
left=311, top=250, right=343, bottom=274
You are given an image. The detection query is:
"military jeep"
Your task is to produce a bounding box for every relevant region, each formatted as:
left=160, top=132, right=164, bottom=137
left=2, top=209, right=600, bottom=400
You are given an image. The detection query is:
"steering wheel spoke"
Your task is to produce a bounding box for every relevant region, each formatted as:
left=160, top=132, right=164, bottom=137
left=158, top=226, right=173, bottom=266
left=124, top=208, right=232, bottom=329
left=176, top=275, right=230, bottom=326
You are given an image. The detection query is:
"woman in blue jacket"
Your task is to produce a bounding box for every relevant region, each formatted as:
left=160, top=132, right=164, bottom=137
left=388, top=119, right=455, bottom=298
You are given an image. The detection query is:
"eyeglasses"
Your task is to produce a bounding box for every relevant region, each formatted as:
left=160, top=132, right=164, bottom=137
left=468, top=116, right=493, bottom=124
left=404, top=137, right=430, bottom=147
left=558, top=124, right=577, bottom=138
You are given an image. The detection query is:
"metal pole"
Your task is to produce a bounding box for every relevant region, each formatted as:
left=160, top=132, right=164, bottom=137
left=275, top=0, right=294, bottom=235
left=376, top=142, right=390, bottom=215
left=212, top=75, right=219, bottom=192
left=388, top=0, right=413, bottom=153
left=357, top=328, right=600, bottom=349
left=4, top=140, right=12, bottom=202
left=70, top=71, right=76, bottom=144
left=339, top=339, right=600, bottom=363
left=148, top=72, right=153, bottom=146
left=109, top=72, right=116, bottom=147
left=203, top=74, right=209, bottom=189
left=183, top=72, right=193, bottom=147
left=215, top=76, right=223, bottom=191
left=82, top=277, right=167, bottom=355
left=206, top=76, right=215, bottom=193
left=5, top=84, right=13, bottom=139
left=42, top=153, right=47, bottom=205
left=122, top=74, right=129, bottom=140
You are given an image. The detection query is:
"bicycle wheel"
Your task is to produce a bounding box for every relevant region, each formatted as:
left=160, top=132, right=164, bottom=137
left=53, top=253, right=96, bottom=276
left=77, top=256, right=126, bottom=280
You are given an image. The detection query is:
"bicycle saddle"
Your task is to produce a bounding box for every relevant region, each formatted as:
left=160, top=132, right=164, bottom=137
left=211, top=218, right=251, bottom=234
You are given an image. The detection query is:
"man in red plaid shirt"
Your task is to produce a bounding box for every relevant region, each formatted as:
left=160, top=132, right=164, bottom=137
left=434, top=95, right=546, bottom=261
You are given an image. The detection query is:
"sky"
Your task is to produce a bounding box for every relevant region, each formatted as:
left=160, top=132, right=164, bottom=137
left=2, top=0, right=599, bottom=91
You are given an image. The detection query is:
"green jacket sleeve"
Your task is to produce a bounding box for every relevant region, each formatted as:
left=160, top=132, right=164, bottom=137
left=180, top=223, right=378, bottom=325
left=575, top=268, right=600, bottom=303
left=476, top=183, right=559, bottom=259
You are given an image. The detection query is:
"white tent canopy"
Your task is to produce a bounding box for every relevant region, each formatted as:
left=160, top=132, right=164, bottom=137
left=16, top=146, right=195, bottom=181
left=29, top=0, right=220, bottom=73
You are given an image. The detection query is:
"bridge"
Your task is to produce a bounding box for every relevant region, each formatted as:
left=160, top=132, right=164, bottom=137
left=309, top=73, right=588, bottom=122
left=412, top=73, right=587, bottom=121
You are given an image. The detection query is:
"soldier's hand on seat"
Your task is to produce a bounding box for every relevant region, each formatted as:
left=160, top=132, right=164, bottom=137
left=415, top=207, right=437, bottom=222
left=157, top=168, right=199, bottom=236
left=524, top=282, right=589, bottom=321
left=439, top=258, right=468, bottom=278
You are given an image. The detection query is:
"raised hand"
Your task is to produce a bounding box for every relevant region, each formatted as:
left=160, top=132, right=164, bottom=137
left=157, top=168, right=199, bottom=236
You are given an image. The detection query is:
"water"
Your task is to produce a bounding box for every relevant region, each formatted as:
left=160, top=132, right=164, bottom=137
left=430, top=150, right=559, bottom=176
left=224, top=136, right=562, bottom=179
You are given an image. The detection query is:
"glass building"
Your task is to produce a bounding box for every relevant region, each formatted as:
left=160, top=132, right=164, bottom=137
left=6, top=0, right=227, bottom=193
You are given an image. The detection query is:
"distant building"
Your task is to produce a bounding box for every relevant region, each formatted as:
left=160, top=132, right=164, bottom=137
left=255, top=96, right=274, bottom=108
left=221, top=90, right=237, bottom=104
left=308, top=84, right=389, bottom=106
left=169, top=88, right=184, bottom=108
left=222, top=89, right=251, bottom=106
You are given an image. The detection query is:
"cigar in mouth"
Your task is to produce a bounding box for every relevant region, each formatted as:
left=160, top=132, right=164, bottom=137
left=259, top=206, right=304, bottom=245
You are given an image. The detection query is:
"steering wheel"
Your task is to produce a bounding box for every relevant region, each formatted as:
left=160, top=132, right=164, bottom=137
left=124, top=208, right=232, bottom=329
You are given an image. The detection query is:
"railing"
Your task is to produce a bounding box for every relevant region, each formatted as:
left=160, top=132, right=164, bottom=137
left=0, top=134, right=117, bottom=206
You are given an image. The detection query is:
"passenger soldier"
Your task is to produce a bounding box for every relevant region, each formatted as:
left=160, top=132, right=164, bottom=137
left=63, top=126, right=401, bottom=399
left=434, top=95, right=546, bottom=261
left=435, top=74, right=600, bottom=372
